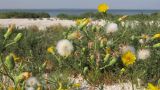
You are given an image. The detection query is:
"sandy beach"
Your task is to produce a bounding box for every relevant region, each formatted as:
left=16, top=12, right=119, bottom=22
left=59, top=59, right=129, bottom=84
left=0, top=18, right=106, bottom=30
left=1, top=18, right=160, bottom=30
left=0, top=18, right=75, bottom=30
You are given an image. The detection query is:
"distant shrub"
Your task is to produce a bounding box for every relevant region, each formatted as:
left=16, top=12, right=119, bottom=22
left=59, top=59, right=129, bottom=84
left=57, top=12, right=119, bottom=20
left=57, top=12, right=160, bottom=21
left=0, top=12, right=50, bottom=18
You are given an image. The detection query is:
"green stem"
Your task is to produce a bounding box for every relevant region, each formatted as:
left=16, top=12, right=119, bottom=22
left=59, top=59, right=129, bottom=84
left=53, top=54, right=62, bottom=67
left=131, top=67, right=134, bottom=90
left=2, top=39, right=7, bottom=45
left=113, top=29, right=127, bottom=44
left=5, top=42, right=16, bottom=48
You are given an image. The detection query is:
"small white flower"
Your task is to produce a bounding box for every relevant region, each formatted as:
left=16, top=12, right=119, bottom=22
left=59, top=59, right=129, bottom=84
left=106, top=23, right=118, bottom=33
left=26, top=77, right=39, bottom=87
left=120, top=45, right=135, bottom=54
left=121, top=21, right=125, bottom=27
left=137, top=49, right=150, bottom=60
left=107, top=40, right=113, bottom=46
left=26, top=87, right=35, bottom=90
left=56, top=39, right=74, bottom=56
left=139, top=39, right=144, bottom=44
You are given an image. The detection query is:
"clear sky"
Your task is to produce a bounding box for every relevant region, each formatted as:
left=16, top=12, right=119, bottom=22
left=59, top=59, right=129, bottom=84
left=0, top=0, right=160, bottom=10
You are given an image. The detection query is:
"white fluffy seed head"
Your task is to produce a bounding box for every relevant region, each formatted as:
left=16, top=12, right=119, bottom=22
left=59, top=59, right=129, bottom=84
left=120, top=45, right=136, bottom=54
left=106, top=23, right=118, bottom=34
left=137, top=49, right=150, bottom=60
left=26, top=77, right=39, bottom=87
left=56, top=39, right=74, bottom=57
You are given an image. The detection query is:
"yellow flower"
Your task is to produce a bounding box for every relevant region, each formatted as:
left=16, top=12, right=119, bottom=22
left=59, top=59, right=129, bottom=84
left=47, top=46, right=55, bottom=54
left=121, top=50, right=136, bottom=66
left=84, top=18, right=91, bottom=24
left=76, top=19, right=82, bottom=25
left=76, top=18, right=90, bottom=25
left=21, top=72, right=32, bottom=80
left=10, top=53, right=21, bottom=62
left=152, top=33, right=160, bottom=39
left=147, top=83, right=159, bottom=90
left=98, top=3, right=109, bottom=13
left=8, top=86, right=14, bottom=90
left=8, top=86, right=21, bottom=90
left=37, top=84, right=43, bottom=90
left=105, top=47, right=111, bottom=54
left=73, top=83, right=81, bottom=88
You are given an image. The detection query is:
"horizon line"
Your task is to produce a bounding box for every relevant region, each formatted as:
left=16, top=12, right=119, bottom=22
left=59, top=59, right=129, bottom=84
left=0, top=8, right=160, bottom=10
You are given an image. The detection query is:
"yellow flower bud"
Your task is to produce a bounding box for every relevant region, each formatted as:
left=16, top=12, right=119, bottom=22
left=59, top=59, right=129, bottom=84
left=120, top=68, right=126, bottom=75
left=68, top=31, right=81, bottom=39
left=83, top=67, right=88, bottom=74
left=152, top=33, right=160, bottom=39
left=153, top=43, right=160, bottom=48
left=14, top=33, right=23, bottom=42
left=90, top=55, right=95, bottom=60
left=4, top=27, right=13, bottom=39
left=104, top=54, right=110, bottom=63
left=118, top=15, right=128, bottom=22
left=5, top=54, right=15, bottom=70
left=82, top=48, right=86, bottom=52
left=107, top=57, right=117, bottom=66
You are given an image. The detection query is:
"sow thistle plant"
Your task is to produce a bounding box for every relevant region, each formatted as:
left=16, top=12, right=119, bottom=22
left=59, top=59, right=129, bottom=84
left=0, top=25, right=33, bottom=89
left=47, top=3, right=160, bottom=89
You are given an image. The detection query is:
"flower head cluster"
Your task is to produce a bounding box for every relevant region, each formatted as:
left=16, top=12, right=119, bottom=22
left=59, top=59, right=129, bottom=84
left=121, top=50, right=136, bottom=66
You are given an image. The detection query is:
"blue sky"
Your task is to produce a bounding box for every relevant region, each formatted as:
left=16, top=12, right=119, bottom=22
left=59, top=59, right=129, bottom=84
left=0, top=0, right=160, bottom=9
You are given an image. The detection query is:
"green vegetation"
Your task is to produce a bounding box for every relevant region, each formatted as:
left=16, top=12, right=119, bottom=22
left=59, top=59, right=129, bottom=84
left=0, top=12, right=50, bottom=18
left=0, top=20, right=159, bottom=89
left=57, top=12, right=160, bottom=21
